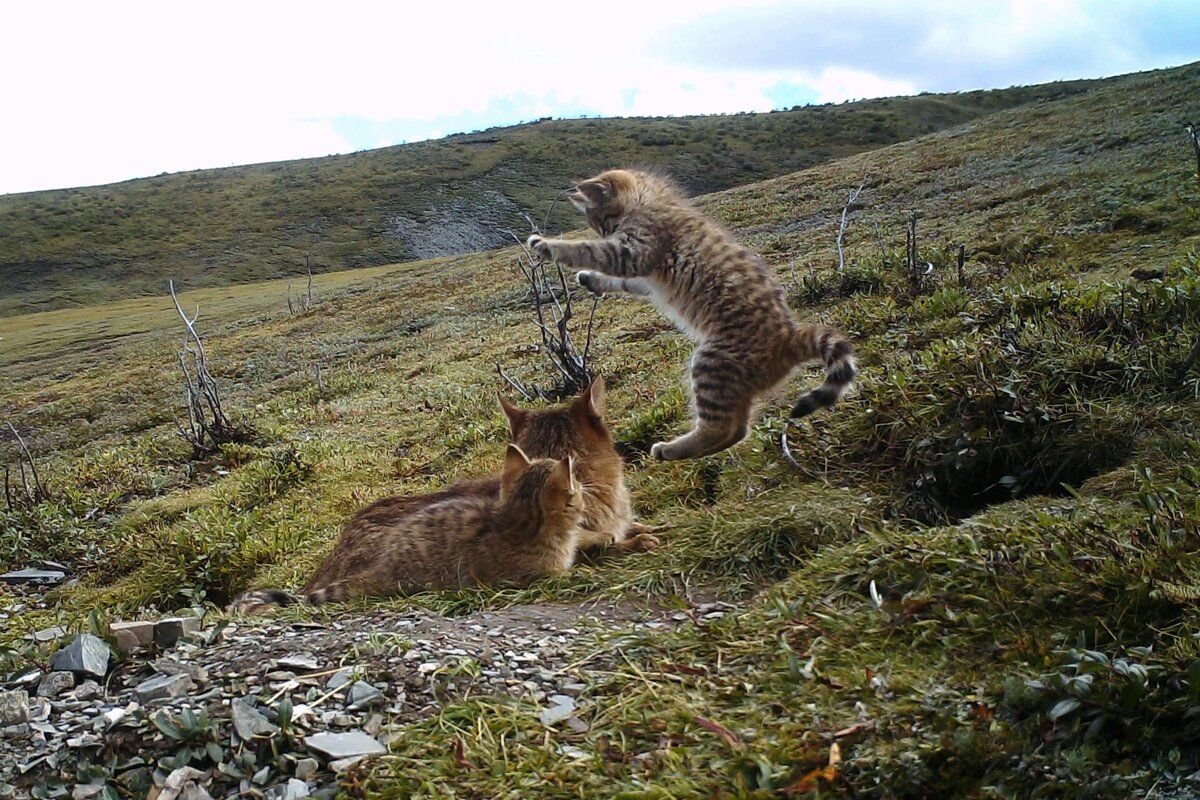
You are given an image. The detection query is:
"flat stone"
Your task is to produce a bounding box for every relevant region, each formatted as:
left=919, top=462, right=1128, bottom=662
left=8, top=667, right=41, bottom=690
left=0, top=690, right=29, bottom=725
left=558, top=682, right=587, bottom=698
left=50, top=635, right=110, bottom=679
left=231, top=697, right=278, bottom=740
left=303, top=730, right=386, bottom=760
left=294, top=757, right=319, bottom=781
left=133, top=673, right=193, bottom=702
left=110, top=621, right=156, bottom=653
left=36, top=672, right=76, bottom=698
left=538, top=694, right=576, bottom=726
left=29, top=626, right=67, bottom=644
left=154, top=617, right=201, bottom=648
left=328, top=755, right=367, bottom=774
left=0, top=568, right=65, bottom=585
left=275, top=654, right=321, bottom=673
left=153, top=659, right=209, bottom=684
left=345, top=681, right=384, bottom=711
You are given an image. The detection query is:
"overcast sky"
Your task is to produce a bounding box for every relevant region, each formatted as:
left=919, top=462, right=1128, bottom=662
left=1, top=0, right=1196, bottom=195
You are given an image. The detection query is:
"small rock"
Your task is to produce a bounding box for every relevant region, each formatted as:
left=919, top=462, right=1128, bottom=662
left=7, top=667, right=41, bottom=690
left=2, top=722, right=30, bottom=738
left=153, top=659, right=209, bottom=684
left=50, top=634, right=110, bottom=679
left=133, top=673, right=193, bottom=702
left=29, top=626, right=67, bottom=644
left=36, top=672, right=75, bottom=698
left=280, top=778, right=309, bottom=800
left=304, top=730, right=386, bottom=760
left=345, top=681, right=384, bottom=711
left=0, top=568, right=66, bottom=585
left=154, top=617, right=201, bottom=648
left=275, top=654, right=321, bottom=673
left=73, top=681, right=103, bottom=701
left=538, top=694, right=576, bottom=726
left=328, top=755, right=367, bottom=774
left=0, top=690, right=29, bottom=725
left=325, top=669, right=354, bottom=690
left=565, top=716, right=589, bottom=734
left=231, top=698, right=278, bottom=740
left=558, top=682, right=586, bottom=698
left=294, top=757, right=319, bottom=781
left=72, top=784, right=103, bottom=800
left=110, top=621, right=156, bottom=653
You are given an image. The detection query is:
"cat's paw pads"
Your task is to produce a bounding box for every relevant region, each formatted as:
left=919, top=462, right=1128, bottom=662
left=526, top=234, right=551, bottom=259
left=577, top=271, right=604, bottom=295
left=650, top=442, right=668, bottom=461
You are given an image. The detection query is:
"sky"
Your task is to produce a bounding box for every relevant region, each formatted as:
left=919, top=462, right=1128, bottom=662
left=1, top=0, right=1196, bottom=196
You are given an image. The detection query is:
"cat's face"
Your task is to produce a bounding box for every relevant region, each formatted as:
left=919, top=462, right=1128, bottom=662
left=566, top=170, right=638, bottom=234
left=499, top=444, right=583, bottom=528
left=497, top=376, right=616, bottom=462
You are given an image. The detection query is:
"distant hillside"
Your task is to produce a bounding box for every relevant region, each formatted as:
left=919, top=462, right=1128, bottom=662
left=0, top=77, right=1112, bottom=316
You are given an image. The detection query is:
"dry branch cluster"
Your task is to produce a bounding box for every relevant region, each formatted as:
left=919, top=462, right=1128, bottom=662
left=497, top=226, right=599, bottom=401
left=170, top=281, right=247, bottom=456
left=3, top=422, right=49, bottom=512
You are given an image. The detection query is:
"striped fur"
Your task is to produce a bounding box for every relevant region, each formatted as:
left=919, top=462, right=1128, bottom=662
left=528, top=169, right=857, bottom=460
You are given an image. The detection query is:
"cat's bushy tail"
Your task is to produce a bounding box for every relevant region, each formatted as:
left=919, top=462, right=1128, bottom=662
left=229, top=583, right=349, bottom=615
left=787, top=324, right=857, bottom=417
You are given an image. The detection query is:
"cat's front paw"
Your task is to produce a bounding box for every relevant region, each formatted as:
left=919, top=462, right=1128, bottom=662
left=526, top=234, right=552, bottom=260
left=650, top=442, right=669, bottom=461
left=577, top=270, right=605, bottom=296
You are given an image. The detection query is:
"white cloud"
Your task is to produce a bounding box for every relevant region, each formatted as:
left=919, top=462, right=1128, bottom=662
left=0, top=0, right=1194, bottom=193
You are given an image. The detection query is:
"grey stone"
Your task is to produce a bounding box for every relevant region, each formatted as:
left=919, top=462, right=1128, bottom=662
left=0, top=568, right=65, bottom=585
left=538, top=694, right=576, bottom=726
left=345, top=681, right=384, bottom=711
left=325, top=669, right=354, bottom=690
left=275, top=654, right=321, bottom=673
left=8, top=667, right=41, bottom=690
left=36, top=671, right=76, bottom=698
left=154, top=617, right=201, bottom=647
left=231, top=697, right=278, bottom=740
left=73, top=680, right=103, bottom=701
left=110, top=621, right=155, bottom=653
left=153, top=658, right=209, bottom=684
left=328, top=755, right=368, bottom=774
left=0, top=690, right=29, bottom=724
left=29, top=626, right=66, bottom=644
left=294, top=757, right=319, bottom=781
left=50, top=634, right=110, bottom=679
left=133, top=673, right=193, bottom=702
left=558, top=682, right=587, bottom=698
left=279, top=779, right=309, bottom=800
left=303, top=730, right=386, bottom=760
left=2, top=722, right=30, bottom=738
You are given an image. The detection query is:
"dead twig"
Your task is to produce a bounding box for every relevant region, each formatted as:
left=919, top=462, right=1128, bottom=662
left=837, top=175, right=868, bottom=273
left=3, top=422, right=50, bottom=511
left=1186, top=123, right=1200, bottom=185
left=170, top=280, right=246, bottom=456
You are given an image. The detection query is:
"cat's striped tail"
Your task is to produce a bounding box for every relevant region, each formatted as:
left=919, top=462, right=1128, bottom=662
left=229, top=582, right=351, bottom=614
left=228, top=589, right=302, bottom=615
left=788, top=324, right=857, bottom=417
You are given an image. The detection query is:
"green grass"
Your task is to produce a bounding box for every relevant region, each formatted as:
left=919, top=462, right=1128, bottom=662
left=0, top=75, right=1119, bottom=316
left=2, top=60, right=1200, bottom=797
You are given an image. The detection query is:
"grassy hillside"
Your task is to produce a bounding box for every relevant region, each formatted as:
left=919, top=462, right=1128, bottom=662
left=0, top=77, right=1115, bottom=317
left=2, top=60, right=1200, bottom=797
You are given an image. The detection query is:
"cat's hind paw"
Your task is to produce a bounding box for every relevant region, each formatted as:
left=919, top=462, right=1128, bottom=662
left=577, top=270, right=605, bottom=296
left=628, top=533, right=660, bottom=552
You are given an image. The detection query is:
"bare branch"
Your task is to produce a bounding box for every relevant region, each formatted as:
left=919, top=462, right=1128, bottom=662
left=836, top=175, right=868, bottom=274
left=779, top=422, right=803, bottom=471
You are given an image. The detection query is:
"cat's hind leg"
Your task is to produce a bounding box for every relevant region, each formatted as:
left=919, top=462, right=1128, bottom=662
left=651, top=346, right=752, bottom=460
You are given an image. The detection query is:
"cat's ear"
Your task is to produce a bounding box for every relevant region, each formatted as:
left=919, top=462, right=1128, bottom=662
left=550, top=456, right=576, bottom=496
left=578, top=179, right=610, bottom=203
left=501, top=443, right=532, bottom=495
left=572, top=374, right=606, bottom=421
left=497, top=393, right=528, bottom=435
